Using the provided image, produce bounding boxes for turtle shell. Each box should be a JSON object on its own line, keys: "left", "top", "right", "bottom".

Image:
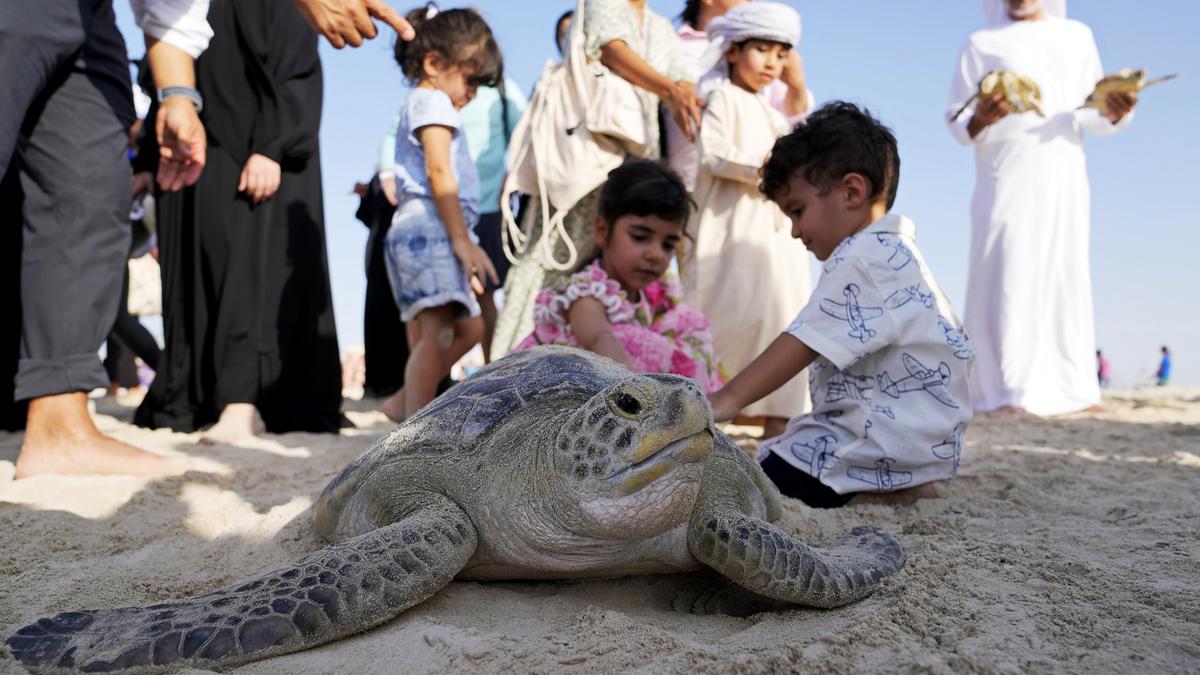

{"left": 383, "top": 346, "right": 628, "bottom": 456}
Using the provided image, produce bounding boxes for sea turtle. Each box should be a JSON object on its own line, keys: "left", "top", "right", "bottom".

{"left": 5, "top": 347, "right": 904, "bottom": 673}
{"left": 1081, "top": 68, "right": 1178, "bottom": 115}
{"left": 950, "top": 69, "right": 1044, "bottom": 122}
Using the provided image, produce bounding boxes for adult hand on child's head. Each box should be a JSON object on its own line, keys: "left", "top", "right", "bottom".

{"left": 780, "top": 50, "right": 806, "bottom": 91}
{"left": 292, "top": 0, "right": 415, "bottom": 49}
{"left": 156, "top": 98, "right": 206, "bottom": 192}
{"left": 238, "top": 154, "right": 282, "bottom": 204}
{"left": 452, "top": 238, "right": 499, "bottom": 296}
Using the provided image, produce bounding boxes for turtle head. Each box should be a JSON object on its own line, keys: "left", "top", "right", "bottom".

{"left": 554, "top": 373, "right": 714, "bottom": 540}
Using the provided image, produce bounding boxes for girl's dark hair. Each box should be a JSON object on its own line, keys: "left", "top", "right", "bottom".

{"left": 598, "top": 160, "right": 693, "bottom": 227}
{"left": 394, "top": 6, "right": 502, "bottom": 87}
{"left": 555, "top": 10, "right": 573, "bottom": 54}
{"left": 679, "top": 0, "right": 701, "bottom": 28}
{"left": 760, "top": 101, "right": 901, "bottom": 210}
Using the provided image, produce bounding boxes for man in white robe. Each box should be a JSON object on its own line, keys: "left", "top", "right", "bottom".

{"left": 946, "top": 0, "right": 1137, "bottom": 415}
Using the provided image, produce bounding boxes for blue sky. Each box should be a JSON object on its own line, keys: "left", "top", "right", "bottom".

{"left": 114, "top": 1, "right": 1198, "bottom": 386}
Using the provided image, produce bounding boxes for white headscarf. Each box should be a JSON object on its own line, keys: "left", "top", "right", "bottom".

{"left": 983, "top": 0, "right": 1067, "bottom": 26}
{"left": 697, "top": 2, "right": 801, "bottom": 99}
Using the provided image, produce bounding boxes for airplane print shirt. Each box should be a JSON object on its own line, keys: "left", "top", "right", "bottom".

{"left": 761, "top": 213, "right": 975, "bottom": 494}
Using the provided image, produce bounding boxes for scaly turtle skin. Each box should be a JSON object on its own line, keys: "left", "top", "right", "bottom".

{"left": 1081, "top": 67, "right": 1177, "bottom": 115}
{"left": 6, "top": 347, "right": 904, "bottom": 673}
{"left": 950, "top": 69, "right": 1044, "bottom": 122}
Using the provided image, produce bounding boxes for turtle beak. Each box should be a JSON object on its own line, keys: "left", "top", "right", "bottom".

{"left": 619, "top": 428, "right": 713, "bottom": 495}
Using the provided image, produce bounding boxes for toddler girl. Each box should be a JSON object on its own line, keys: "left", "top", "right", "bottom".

{"left": 683, "top": 2, "right": 812, "bottom": 437}
{"left": 382, "top": 7, "right": 502, "bottom": 421}
{"left": 513, "top": 161, "right": 724, "bottom": 393}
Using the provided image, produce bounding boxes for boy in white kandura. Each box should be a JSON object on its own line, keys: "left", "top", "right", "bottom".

{"left": 708, "top": 102, "right": 975, "bottom": 508}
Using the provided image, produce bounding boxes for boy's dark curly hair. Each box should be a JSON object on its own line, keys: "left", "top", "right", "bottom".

{"left": 598, "top": 160, "right": 694, "bottom": 227}
{"left": 394, "top": 6, "right": 502, "bottom": 88}
{"left": 760, "top": 101, "right": 900, "bottom": 210}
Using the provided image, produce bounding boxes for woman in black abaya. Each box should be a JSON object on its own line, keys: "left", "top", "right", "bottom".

{"left": 135, "top": 0, "right": 342, "bottom": 438}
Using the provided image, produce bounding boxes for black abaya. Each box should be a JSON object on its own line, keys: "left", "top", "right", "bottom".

{"left": 355, "top": 175, "right": 408, "bottom": 398}
{"left": 135, "top": 0, "right": 342, "bottom": 433}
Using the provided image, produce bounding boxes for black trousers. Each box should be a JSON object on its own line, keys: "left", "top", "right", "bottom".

{"left": 0, "top": 0, "right": 135, "bottom": 411}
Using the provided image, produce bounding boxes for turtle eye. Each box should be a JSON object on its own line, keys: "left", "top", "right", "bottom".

{"left": 611, "top": 393, "right": 642, "bottom": 418}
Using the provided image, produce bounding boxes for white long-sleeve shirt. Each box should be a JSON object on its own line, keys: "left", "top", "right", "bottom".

{"left": 131, "top": 0, "right": 213, "bottom": 58}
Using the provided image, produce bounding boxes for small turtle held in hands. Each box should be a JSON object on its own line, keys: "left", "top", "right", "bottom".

{"left": 5, "top": 347, "right": 904, "bottom": 673}
{"left": 951, "top": 69, "right": 1044, "bottom": 121}
{"left": 1081, "top": 68, "right": 1178, "bottom": 115}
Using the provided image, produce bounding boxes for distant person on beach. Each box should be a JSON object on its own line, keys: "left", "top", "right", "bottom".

{"left": 1096, "top": 349, "right": 1111, "bottom": 389}
{"left": 1156, "top": 346, "right": 1171, "bottom": 386}
{"left": 709, "top": 103, "right": 975, "bottom": 508}
{"left": 379, "top": 7, "right": 503, "bottom": 422}
{"left": 512, "top": 160, "right": 724, "bottom": 393}
{"left": 947, "top": 0, "right": 1138, "bottom": 416}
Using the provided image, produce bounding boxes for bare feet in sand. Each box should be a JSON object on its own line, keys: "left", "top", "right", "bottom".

{"left": 200, "top": 403, "right": 266, "bottom": 445}
{"left": 381, "top": 388, "right": 406, "bottom": 424}
{"left": 849, "top": 482, "right": 942, "bottom": 506}
{"left": 14, "top": 392, "right": 189, "bottom": 479}
{"left": 994, "top": 405, "right": 1028, "bottom": 415}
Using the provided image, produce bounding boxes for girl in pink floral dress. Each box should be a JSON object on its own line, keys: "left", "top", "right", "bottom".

{"left": 513, "top": 161, "right": 725, "bottom": 392}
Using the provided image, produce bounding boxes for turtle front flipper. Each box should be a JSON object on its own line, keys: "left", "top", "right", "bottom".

{"left": 688, "top": 437, "right": 903, "bottom": 609}
{"left": 6, "top": 495, "right": 476, "bottom": 673}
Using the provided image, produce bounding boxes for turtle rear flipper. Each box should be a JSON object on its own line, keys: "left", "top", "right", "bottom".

{"left": 688, "top": 440, "right": 903, "bottom": 609}
{"left": 6, "top": 495, "right": 476, "bottom": 673}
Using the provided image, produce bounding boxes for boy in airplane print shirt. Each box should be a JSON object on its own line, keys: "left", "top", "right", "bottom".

{"left": 708, "top": 102, "right": 975, "bottom": 508}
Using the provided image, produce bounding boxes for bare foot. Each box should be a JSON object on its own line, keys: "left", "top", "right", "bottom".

{"left": 200, "top": 403, "right": 266, "bottom": 445}
{"left": 849, "top": 482, "right": 941, "bottom": 506}
{"left": 993, "top": 405, "right": 1028, "bottom": 415}
{"left": 15, "top": 392, "right": 190, "bottom": 479}
{"left": 381, "top": 388, "right": 406, "bottom": 424}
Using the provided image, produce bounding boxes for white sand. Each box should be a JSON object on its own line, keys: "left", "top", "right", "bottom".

{"left": 2, "top": 389, "right": 1198, "bottom": 673}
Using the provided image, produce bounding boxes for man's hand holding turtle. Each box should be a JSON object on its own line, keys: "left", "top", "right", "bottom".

{"left": 1103, "top": 90, "right": 1137, "bottom": 124}
{"left": 967, "top": 91, "right": 1012, "bottom": 139}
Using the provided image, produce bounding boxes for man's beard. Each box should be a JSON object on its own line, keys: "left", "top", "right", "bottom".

{"left": 1006, "top": 0, "right": 1044, "bottom": 18}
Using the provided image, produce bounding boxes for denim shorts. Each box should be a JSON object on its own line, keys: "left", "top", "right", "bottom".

{"left": 384, "top": 197, "right": 481, "bottom": 322}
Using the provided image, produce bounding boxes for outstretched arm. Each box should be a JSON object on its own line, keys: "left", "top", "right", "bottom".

{"left": 292, "top": 0, "right": 414, "bottom": 49}
{"left": 708, "top": 334, "right": 816, "bottom": 422}
{"left": 567, "top": 297, "right": 636, "bottom": 371}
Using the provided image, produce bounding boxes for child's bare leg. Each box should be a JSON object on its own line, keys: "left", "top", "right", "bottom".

{"left": 381, "top": 320, "right": 422, "bottom": 423}
{"left": 404, "top": 306, "right": 457, "bottom": 418}
{"left": 480, "top": 289, "right": 497, "bottom": 363}
{"left": 762, "top": 416, "right": 788, "bottom": 440}
{"left": 446, "top": 315, "right": 483, "bottom": 371}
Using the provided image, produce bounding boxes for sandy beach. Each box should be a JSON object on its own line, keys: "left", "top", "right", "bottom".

{"left": 1, "top": 388, "right": 1198, "bottom": 674}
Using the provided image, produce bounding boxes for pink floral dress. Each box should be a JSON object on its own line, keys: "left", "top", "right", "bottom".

{"left": 513, "top": 260, "right": 726, "bottom": 392}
